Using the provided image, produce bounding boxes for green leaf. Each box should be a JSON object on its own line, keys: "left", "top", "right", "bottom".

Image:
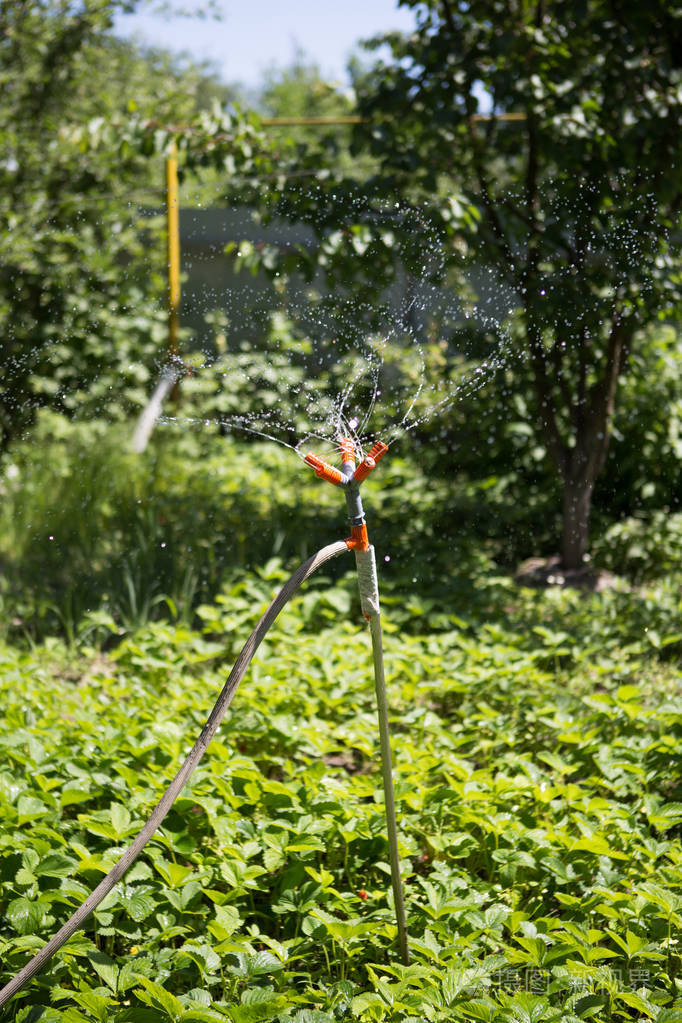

{"left": 571, "top": 836, "right": 627, "bottom": 859}
{"left": 291, "top": 1012, "right": 336, "bottom": 1023}
{"left": 6, "top": 897, "right": 45, "bottom": 935}
{"left": 17, "top": 796, "right": 46, "bottom": 822}
{"left": 250, "top": 951, "right": 285, "bottom": 976}
{"left": 71, "top": 989, "right": 117, "bottom": 1019}
{"left": 456, "top": 1000, "right": 497, "bottom": 1021}
{"left": 16, "top": 1007, "right": 64, "bottom": 1022}
{"left": 35, "top": 853, "right": 76, "bottom": 878}
{"left": 226, "top": 990, "right": 288, "bottom": 1023}
{"left": 213, "top": 903, "right": 241, "bottom": 936}
{"left": 263, "top": 847, "right": 285, "bottom": 871}
{"left": 649, "top": 803, "right": 682, "bottom": 831}
{"left": 86, "top": 949, "right": 119, "bottom": 993}
{"left": 124, "top": 890, "right": 156, "bottom": 922}
{"left": 60, "top": 788, "right": 94, "bottom": 808}
{"left": 615, "top": 991, "right": 656, "bottom": 1017}
{"left": 180, "top": 1011, "right": 226, "bottom": 1023}
{"left": 153, "top": 858, "right": 194, "bottom": 888}
{"left": 135, "top": 975, "right": 184, "bottom": 1020}
{"left": 110, "top": 803, "right": 132, "bottom": 836}
{"left": 574, "top": 993, "right": 608, "bottom": 1018}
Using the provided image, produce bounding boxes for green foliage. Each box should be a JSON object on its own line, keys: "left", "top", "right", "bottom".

{"left": 0, "top": 0, "right": 235, "bottom": 447}
{"left": 404, "top": 320, "right": 682, "bottom": 562}
{"left": 4, "top": 0, "right": 682, "bottom": 574}
{"left": 5, "top": 12, "right": 682, "bottom": 1016}
{"left": 351, "top": 0, "right": 682, "bottom": 332}
{"left": 256, "top": 50, "right": 357, "bottom": 161}
{"left": 1, "top": 543, "right": 682, "bottom": 1019}
{"left": 0, "top": 409, "right": 459, "bottom": 642}
{"left": 600, "top": 325, "right": 682, "bottom": 516}
{"left": 357, "top": 0, "right": 682, "bottom": 567}
{"left": 2, "top": 396, "right": 682, "bottom": 647}
{"left": 1, "top": 421, "right": 682, "bottom": 1017}
{"left": 593, "top": 512, "right": 682, "bottom": 583}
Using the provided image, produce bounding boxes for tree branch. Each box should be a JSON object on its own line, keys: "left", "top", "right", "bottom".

{"left": 548, "top": 337, "right": 576, "bottom": 424}
{"left": 440, "top": 0, "right": 458, "bottom": 36}
{"left": 465, "top": 110, "right": 519, "bottom": 284}
{"left": 527, "top": 322, "right": 567, "bottom": 477}
{"left": 577, "top": 321, "right": 589, "bottom": 426}
{"left": 583, "top": 311, "right": 630, "bottom": 482}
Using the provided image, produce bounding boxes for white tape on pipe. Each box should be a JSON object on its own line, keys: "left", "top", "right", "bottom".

{"left": 354, "top": 544, "right": 380, "bottom": 618}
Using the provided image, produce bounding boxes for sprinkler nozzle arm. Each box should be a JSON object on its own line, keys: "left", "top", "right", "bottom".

{"left": 353, "top": 441, "right": 388, "bottom": 484}
{"left": 303, "top": 453, "right": 344, "bottom": 486}
{"left": 340, "top": 437, "right": 355, "bottom": 467}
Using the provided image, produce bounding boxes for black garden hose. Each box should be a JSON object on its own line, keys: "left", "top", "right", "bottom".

{"left": 0, "top": 540, "right": 349, "bottom": 1011}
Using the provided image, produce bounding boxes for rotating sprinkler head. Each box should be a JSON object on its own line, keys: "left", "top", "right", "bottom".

{"left": 303, "top": 438, "right": 388, "bottom": 551}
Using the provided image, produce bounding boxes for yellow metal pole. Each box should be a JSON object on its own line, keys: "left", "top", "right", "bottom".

{"left": 166, "top": 142, "right": 180, "bottom": 401}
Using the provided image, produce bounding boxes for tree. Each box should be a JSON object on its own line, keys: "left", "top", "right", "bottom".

{"left": 200, "top": 0, "right": 682, "bottom": 569}
{"left": 0, "top": 0, "right": 233, "bottom": 447}
{"left": 353, "top": 0, "right": 682, "bottom": 568}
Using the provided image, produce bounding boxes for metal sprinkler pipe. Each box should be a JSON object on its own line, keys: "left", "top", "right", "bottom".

{"left": 303, "top": 438, "right": 410, "bottom": 965}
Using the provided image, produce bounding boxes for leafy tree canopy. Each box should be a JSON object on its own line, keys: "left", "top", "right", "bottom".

{"left": 0, "top": 0, "right": 233, "bottom": 447}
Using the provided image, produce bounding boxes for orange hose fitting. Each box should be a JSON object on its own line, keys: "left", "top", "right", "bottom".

{"left": 345, "top": 523, "right": 370, "bottom": 551}
{"left": 340, "top": 437, "right": 355, "bottom": 466}
{"left": 304, "top": 453, "right": 343, "bottom": 486}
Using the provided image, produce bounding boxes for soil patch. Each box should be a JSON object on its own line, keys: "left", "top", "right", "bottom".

{"left": 515, "top": 555, "right": 622, "bottom": 593}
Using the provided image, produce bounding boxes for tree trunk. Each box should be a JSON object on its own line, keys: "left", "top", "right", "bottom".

{"left": 561, "top": 473, "right": 594, "bottom": 570}
{"left": 524, "top": 310, "right": 630, "bottom": 571}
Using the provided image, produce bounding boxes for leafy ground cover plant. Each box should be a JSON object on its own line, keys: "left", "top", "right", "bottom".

{"left": 1, "top": 555, "right": 682, "bottom": 1021}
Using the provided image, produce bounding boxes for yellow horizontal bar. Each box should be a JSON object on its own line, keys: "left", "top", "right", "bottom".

{"left": 260, "top": 112, "right": 525, "bottom": 127}
{"left": 261, "top": 116, "right": 365, "bottom": 126}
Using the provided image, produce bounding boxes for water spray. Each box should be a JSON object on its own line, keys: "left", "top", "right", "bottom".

{"left": 0, "top": 439, "right": 408, "bottom": 1012}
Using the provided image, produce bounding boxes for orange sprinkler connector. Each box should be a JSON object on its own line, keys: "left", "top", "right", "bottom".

{"left": 340, "top": 437, "right": 355, "bottom": 467}
{"left": 304, "top": 440, "right": 387, "bottom": 545}
{"left": 353, "top": 441, "right": 389, "bottom": 484}
{"left": 304, "top": 453, "right": 344, "bottom": 486}
{"left": 346, "top": 523, "right": 369, "bottom": 551}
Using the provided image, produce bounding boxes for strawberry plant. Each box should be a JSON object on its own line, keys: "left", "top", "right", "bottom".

{"left": 1, "top": 556, "right": 682, "bottom": 1020}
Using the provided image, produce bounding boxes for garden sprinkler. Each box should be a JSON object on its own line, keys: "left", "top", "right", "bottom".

{"left": 0, "top": 439, "right": 408, "bottom": 1011}
{"left": 304, "top": 438, "right": 410, "bottom": 965}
